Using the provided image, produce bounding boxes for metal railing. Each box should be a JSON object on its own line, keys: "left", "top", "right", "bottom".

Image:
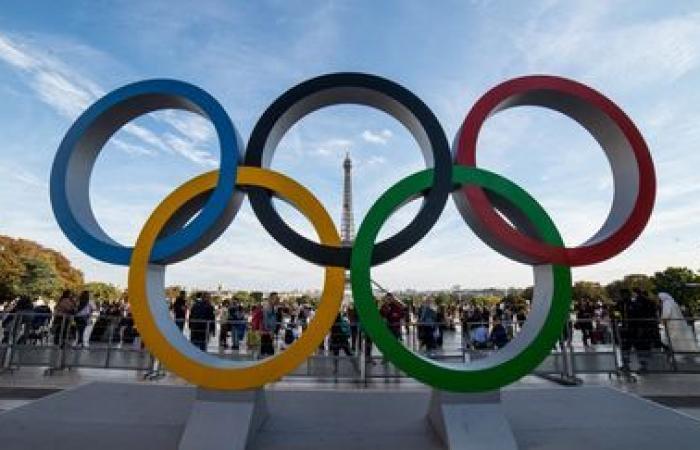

{"left": 1, "top": 312, "right": 698, "bottom": 383}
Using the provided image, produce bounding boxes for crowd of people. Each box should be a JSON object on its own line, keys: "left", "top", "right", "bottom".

{"left": 0, "top": 287, "right": 698, "bottom": 374}
{"left": 0, "top": 289, "right": 138, "bottom": 348}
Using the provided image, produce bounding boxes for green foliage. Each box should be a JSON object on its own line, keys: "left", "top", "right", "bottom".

{"left": 19, "top": 257, "right": 60, "bottom": 298}
{"left": 651, "top": 267, "right": 700, "bottom": 310}
{"left": 502, "top": 291, "right": 528, "bottom": 311}
{"left": 0, "top": 235, "right": 84, "bottom": 300}
{"left": 605, "top": 274, "right": 655, "bottom": 303}
{"left": 471, "top": 295, "right": 501, "bottom": 308}
{"left": 83, "top": 281, "right": 121, "bottom": 302}
{"left": 572, "top": 281, "right": 610, "bottom": 303}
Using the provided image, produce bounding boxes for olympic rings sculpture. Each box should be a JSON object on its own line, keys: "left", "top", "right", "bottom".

{"left": 50, "top": 73, "right": 655, "bottom": 392}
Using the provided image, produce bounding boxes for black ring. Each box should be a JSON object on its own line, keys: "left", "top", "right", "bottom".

{"left": 244, "top": 72, "right": 451, "bottom": 268}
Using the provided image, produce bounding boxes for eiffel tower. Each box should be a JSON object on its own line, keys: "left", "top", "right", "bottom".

{"left": 341, "top": 152, "right": 355, "bottom": 305}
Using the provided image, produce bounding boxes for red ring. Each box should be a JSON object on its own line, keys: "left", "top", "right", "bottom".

{"left": 454, "top": 75, "right": 656, "bottom": 266}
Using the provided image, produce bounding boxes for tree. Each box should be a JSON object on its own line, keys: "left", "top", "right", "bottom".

{"left": 572, "top": 281, "right": 609, "bottom": 303}
{"left": 83, "top": 282, "right": 121, "bottom": 302}
{"left": 502, "top": 291, "right": 528, "bottom": 311}
{"left": 0, "top": 243, "right": 23, "bottom": 301}
{"left": 0, "top": 235, "right": 84, "bottom": 300}
{"left": 165, "top": 285, "right": 184, "bottom": 300}
{"left": 19, "top": 257, "right": 60, "bottom": 299}
{"left": 651, "top": 267, "right": 700, "bottom": 309}
{"left": 605, "top": 274, "right": 655, "bottom": 303}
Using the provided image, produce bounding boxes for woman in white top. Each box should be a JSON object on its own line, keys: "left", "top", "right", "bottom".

{"left": 659, "top": 292, "right": 698, "bottom": 355}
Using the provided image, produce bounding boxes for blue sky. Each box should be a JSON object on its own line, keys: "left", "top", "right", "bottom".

{"left": 0, "top": 0, "right": 699, "bottom": 291}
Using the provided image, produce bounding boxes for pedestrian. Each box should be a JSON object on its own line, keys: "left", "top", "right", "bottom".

{"left": 347, "top": 304, "right": 359, "bottom": 351}
{"left": 490, "top": 316, "right": 509, "bottom": 349}
{"left": 219, "top": 299, "right": 230, "bottom": 348}
{"left": 575, "top": 299, "right": 594, "bottom": 347}
{"left": 260, "top": 293, "right": 279, "bottom": 357}
{"left": 1, "top": 295, "right": 34, "bottom": 344}
{"left": 74, "top": 290, "right": 95, "bottom": 347}
{"left": 617, "top": 288, "right": 658, "bottom": 373}
{"left": 188, "top": 292, "right": 215, "bottom": 352}
{"left": 172, "top": 290, "right": 188, "bottom": 331}
{"left": 52, "top": 290, "right": 76, "bottom": 346}
{"left": 379, "top": 293, "right": 403, "bottom": 341}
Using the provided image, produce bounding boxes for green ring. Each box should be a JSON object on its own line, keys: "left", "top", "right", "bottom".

{"left": 350, "top": 166, "right": 572, "bottom": 392}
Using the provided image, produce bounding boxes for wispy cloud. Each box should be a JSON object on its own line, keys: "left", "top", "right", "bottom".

{"left": 313, "top": 138, "right": 352, "bottom": 157}
{"left": 514, "top": 4, "right": 700, "bottom": 89}
{"left": 0, "top": 32, "right": 217, "bottom": 167}
{"left": 361, "top": 128, "right": 393, "bottom": 145}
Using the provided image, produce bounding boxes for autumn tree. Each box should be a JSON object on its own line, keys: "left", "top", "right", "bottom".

{"left": 0, "top": 235, "right": 84, "bottom": 300}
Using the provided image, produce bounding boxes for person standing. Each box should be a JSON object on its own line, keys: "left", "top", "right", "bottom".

{"left": 74, "top": 290, "right": 95, "bottom": 347}
{"left": 260, "top": 293, "right": 279, "bottom": 357}
{"left": 52, "top": 290, "right": 76, "bottom": 346}
{"left": 575, "top": 299, "right": 595, "bottom": 347}
{"left": 418, "top": 298, "right": 438, "bottom": 353}
{"left": 380, "top": 293, "right": 404, "bottom": 341}
{"left": 229, "top": 299, "right": 246, "bottom": 350}
{"left": 1, "top": 295, "right": 34, "bottom": 344}
{"left": 188, "top": 292, "right": 215, "bottom": 352}
{"left": 329, "top": 313, "right": 353, "bottom": 357}
{"left": 347, "top": 304, "right": 359, "bottom": 352}
{"left": 618, "top": 288, "right": 657, "bottom": 373}
{"left": 172, "top": 291, "right": 188, "bottom": 332}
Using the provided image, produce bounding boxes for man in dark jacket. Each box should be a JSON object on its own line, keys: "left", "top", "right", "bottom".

{"left": 189, "top": 292, "right": 215, "bottom": 352}
{"left": 172, "top": 291, "right": 188, "bottom": 332}
{"left": 618, "top": 288, "right": 659, "bottom": 373}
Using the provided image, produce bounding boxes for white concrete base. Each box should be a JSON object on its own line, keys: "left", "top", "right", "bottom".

{"left": 179, "top": 388, "right": 268, "bottom": 450}
{"left": 1, "top": 382, "right": 700, "bottom": 449}
{"left": 428, "top": 390, "right": 518, "bottom": 450}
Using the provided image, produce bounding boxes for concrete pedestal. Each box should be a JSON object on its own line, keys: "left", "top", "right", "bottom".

{"left": 428, "top": 390, "right": 518, "bottom": 450}
{"left": 1, "top": 382, "right": 699, "bottom": 449}
{"left": 179, "top": 388, "right": 267, "bottom": 450}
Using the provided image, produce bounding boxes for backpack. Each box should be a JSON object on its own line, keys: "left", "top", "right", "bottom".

{"left": 284, "top": 326, "right": 295, "bottom": 344}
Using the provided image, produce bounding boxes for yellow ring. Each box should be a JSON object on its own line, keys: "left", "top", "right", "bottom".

{"left": 128, "top": 167, "right": 344, "bottom": 390}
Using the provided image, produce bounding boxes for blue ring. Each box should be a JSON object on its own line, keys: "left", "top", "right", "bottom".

{"left": 50, "top": 79, "right": 241, "bottom": 265}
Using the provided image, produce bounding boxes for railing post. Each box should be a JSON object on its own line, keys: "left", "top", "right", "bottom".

{"left": 662, "top": 320, "right": 678, "bottom": 372}
{"left": 104, "top": 317, "right": 115, "bottom": 369}
{"left": 1, "top": 314, "right": 17, "bottom": 371}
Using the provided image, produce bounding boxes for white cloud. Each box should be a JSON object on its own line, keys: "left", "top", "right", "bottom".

{"left": 313, "top": 138, "right": 352, "bottom": 156}
{"left": 515, "top": 5, "right": 700, "bottom": 89}
{"left": 0, "top": 35, "right": 37, "bottom": 69}
{"left": 111, "top": 139, "right": 156, "bottom": 157}
{"left": 361, "top": 128, "right": 393, "bottom": 145}
{"left": 0, "top": 31, "right": 217, "bottom": 167}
